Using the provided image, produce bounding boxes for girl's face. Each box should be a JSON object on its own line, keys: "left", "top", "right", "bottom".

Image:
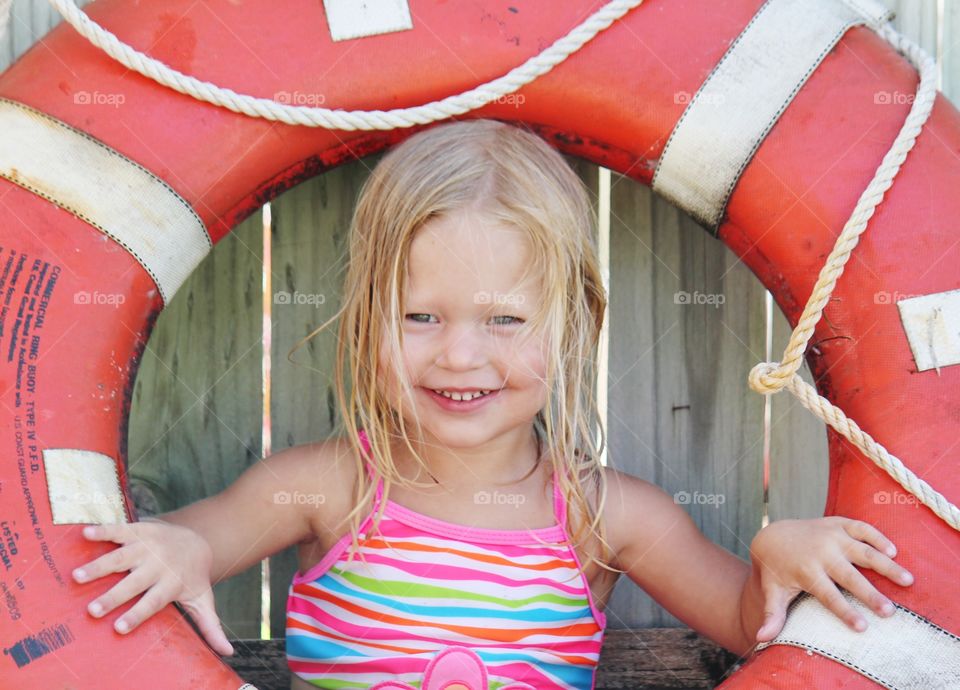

{"left": 379, "top": 209, "right": 549, "bottom": 451}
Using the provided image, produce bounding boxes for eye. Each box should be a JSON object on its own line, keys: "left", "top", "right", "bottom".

{"left": 405, "top": 313, "right": 437, "bottom": 323}
{"left": 490, "top": 315, "right": 523, "bottom": 326}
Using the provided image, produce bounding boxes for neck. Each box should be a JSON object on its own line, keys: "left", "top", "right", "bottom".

{"left": 392, "top": 426, "right": 544, "bottom": 491}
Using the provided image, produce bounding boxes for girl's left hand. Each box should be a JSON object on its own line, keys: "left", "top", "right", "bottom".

{"left": 749, "top": 516, "right": 914, "bottom": 642}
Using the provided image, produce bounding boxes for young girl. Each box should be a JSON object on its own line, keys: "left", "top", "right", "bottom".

{"left": 71, "top": 119, "right": 914, "bottom": 689}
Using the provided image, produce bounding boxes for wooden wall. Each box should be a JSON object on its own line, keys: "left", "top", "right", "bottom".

{"left": 1, "top": 0, "right": 949, "bottom": 638}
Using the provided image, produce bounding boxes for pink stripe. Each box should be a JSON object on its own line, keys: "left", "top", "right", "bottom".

{"left": 379, "top": 519, "right": 572, "bottom": 560}
{"left": 344, "top": 551, "right": 588, "bottom": 597}
{"left": 384, "top": 499, "right": 568, "bottom": 544}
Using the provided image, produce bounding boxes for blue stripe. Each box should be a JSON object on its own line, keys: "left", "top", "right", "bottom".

{"left": 476, "top": 650, "right": 595, "bottom": 686}
{"left": 286, "top": 632, "right": 368, "bottom": 659}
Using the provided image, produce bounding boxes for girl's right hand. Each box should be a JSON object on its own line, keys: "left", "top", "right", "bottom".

{"left": 72, "top": 519, "right": 235, "bottom": 656}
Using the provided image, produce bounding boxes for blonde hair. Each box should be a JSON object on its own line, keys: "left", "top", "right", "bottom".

{"left": 291, "top": 118, "right": 621, "bottom": 576}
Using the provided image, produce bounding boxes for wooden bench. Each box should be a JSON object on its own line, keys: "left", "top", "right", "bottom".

{"left": 225, "top": 628, "right": 742, "bottom": 689}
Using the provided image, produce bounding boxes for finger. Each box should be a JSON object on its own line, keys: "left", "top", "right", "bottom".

{"left": 85, "top": 567, "right": 155, "bottom": 619}
{"left": 808, "top": 573, "right": 866, "bottom": 632}
{"left": 181, "top": 592, "right": 234, "bottom": 656}
{"left": 756, "top": 582, "right": 792, "bottom": 642}
{"left": 80, "top": 523, "right": 136, "bottom": 545}
{"left": 845, "top": 540, "right": 914, "bottom": 587}
{"left": 833, "top": 563, "right": 896, "bottom": 618}
{"left": 842, "top": 519, "right": 897, "bottom": 558}
{"left": 73, "top": 543, "right": 137, "bottom": 584}
{"left": 112, "top": 583, "right": 177, "bottom": 635}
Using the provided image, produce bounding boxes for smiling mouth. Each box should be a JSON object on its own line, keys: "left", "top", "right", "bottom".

{"left": 427, "top": 388, "right": 499, "bottom": 402}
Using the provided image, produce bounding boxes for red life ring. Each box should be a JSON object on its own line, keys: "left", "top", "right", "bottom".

{"left": 1, "top": 0, "right": 958, "bottom": 688}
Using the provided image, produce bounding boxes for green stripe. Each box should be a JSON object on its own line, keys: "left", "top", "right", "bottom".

{"left": 329, "top": 565, "right": 585, "bottom": 609}
{"left": 305, "top": 679, "right": 377, "bottom": 689}
{"left": 307, "top": 680, "right": 421, "bottom": 689}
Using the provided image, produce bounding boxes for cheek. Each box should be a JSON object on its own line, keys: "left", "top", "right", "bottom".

{"left": 506, "top": 338, "right": 549, "bottom": 390}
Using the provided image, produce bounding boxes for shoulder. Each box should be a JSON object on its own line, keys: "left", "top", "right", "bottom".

{"left": 259, "top": 434, "right": 368, "bottom": 538}
{"left": 598, "top": 466, "right": 701, "bottom": 569}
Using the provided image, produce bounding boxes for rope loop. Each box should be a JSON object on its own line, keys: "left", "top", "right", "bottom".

{"left": 747, "top": 361, "right": 792, "bottom": 395}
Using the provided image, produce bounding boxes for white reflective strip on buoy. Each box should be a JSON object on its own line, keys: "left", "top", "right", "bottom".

{"left": 897, "top": 288, "right": 960, "bottom": 373}
{"left": 42, "top": 449, "right": 129, "bottom": 524}
{"left": 0, "top": 98, "right": 211, "bottom": 304}
{"left": 652, "top": 0, "right": 892, "bottom": 232}
{"left": 756, "top": 591, "right": 960, "bottom": 689}
{"left": 322, "top": 0, "right": 413, "bottom": 42}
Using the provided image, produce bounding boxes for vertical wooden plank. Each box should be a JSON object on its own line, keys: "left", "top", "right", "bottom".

{"left": 943, "top": 1, "right": 960, "bottom": 102}
{"left": 887, "top": 1, "right": 939, "bottom": 58}
{"left": 267, "top": 156, "right": 379, "bottom": 636}
{"left": 127, "top": 212, "right": 264, "bottom": 639}
{"left": 0, "top": 0, "right": 91, "bottom": 71}
{"left": 603, "top": 179, "right": 766, "bottom": 628}
{"left": 766, "top": 308, "right": 829, "bottom": 521}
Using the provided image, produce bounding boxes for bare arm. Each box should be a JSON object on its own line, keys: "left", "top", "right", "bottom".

{"left": 604, "top": 468, "right": 755, "bottom": 656}
{"left": 149, "top": 438, "right": 345, "bottom": 583}
{"left": 74, "top": 436, "right": 355, "bottom": 652}
{"left": 605, "top": 469, "right": 915, "bottom": 657}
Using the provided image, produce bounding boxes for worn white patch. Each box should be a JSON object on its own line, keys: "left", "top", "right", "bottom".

{"left": 322, "top": 0, "right": 413, "bottom": 42}
{"left": 897, "top": 288, "right": 960, "bottom": 373}
{"left": 652, "top": 0, "right": 893, "bottom": 232}
{"left": 42, "top": 449, "right": 128, "bottom": 524}
{"left": 0, "top": 98, "right": 210, "bottom": 305}
{"left": 757, "top": 591, "right": 960, "bottom": 688}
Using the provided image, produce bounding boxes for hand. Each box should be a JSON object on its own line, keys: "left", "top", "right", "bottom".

{"left": 72, "top": 519, "right": 234, "bottom": 656}
{"left": 748, "top": 516, "right": 914, "bottom": 642}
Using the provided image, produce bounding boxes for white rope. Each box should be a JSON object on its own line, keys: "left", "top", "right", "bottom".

{"left": 748, "top": 23, "right": 960, "bottom": 532}
{"left": 0, "top": 0, "right": 12, "bottom": 47}
{"left": 40, "top": 0, "right": 959, "bottom": 531}
{"left": 45, "top": 0, "right": 643, "bottom": 131}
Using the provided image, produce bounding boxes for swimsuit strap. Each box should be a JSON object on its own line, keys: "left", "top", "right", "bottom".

{"left": 357, "top": 428, "right": 384, "bottom": 504}
{"left": 552, "top": 465, "right": 568, "bottom": 532}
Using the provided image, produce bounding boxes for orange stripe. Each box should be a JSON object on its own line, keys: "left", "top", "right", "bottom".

{"left": 363, "top": 537, "right": 574, "bottom": 572}
{"left": 296, "top": 583, "right": 601, "bottom": 643}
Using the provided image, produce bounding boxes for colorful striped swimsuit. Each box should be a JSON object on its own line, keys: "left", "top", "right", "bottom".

{"left": 285, "top": 430, "right": 607, "bottom": 689}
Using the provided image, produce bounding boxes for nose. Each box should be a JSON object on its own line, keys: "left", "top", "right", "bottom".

{"left": 435, "top": 323, "right": 488, "bottom": 370}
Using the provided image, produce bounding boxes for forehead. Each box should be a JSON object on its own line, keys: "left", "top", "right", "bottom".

{"left": 406, "top": 211, "right": 537, "bottom": 297}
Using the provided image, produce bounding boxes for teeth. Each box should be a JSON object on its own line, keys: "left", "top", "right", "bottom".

{"left": 433, "top": 389, "right": 492, "bottom": 402}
